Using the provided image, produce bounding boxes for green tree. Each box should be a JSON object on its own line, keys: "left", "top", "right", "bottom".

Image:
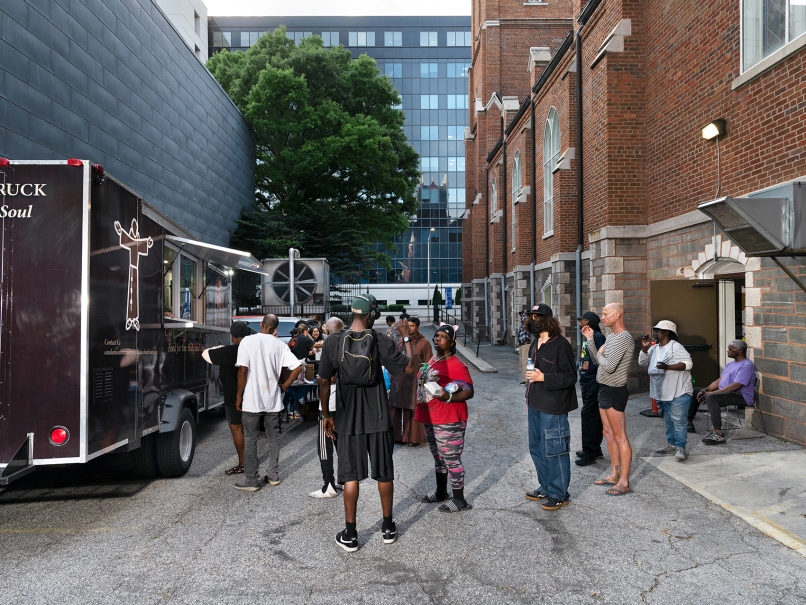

{"left": 433, "top": 286, "right": 443, "bottom": 306}
{"left": 207, "top": 28, "right": 420, "bottom": 277}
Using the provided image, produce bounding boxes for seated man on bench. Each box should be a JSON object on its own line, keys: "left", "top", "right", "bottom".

{"left": 697, "top": 340, "right": 756, "bottom": 445}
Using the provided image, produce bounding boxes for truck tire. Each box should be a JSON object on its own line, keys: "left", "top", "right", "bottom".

{"left": 156, "top": 407, "right": 196, "bottom": 477}
{"left": 130, "top": 433, "right": 161, "bottom": 478}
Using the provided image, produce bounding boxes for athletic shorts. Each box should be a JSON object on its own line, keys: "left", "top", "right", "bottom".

{"left": 224, "top": 402, "right": 242, "bottom": 425}
{"left": 336, "top": 428, "right": 394, "bottom": 483}
{"left": 598, "top": 384, "right": 629, "bottom": 413}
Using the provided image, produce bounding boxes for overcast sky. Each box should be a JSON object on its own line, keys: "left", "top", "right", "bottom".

{"left": 204, "top": 0, "right": 471, "bottom": 16}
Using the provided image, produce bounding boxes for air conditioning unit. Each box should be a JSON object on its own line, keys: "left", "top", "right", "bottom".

{"left": 261, "top": 258, "right": 330, "bottom": 306}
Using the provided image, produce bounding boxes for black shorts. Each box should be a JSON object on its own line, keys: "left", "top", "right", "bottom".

{"left": 336, "top": 428, "right": 394, "bottom": 483}
{"left": 224, "top": 402, "right": 242, "bottom": 425}
{"left": 598, "top": 384, "right": 629, "bottom": 413}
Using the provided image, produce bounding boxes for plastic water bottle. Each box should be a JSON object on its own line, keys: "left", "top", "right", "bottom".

{"left": 526, "top": 359, "right": 535, "bottom": 373}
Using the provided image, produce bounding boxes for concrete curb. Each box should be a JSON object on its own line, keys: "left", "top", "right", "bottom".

{"left": 454, "top": 339, "right": 498, "bottom": 373}
{"left": 644, "top": 450, "right": 806, "bottom": 559}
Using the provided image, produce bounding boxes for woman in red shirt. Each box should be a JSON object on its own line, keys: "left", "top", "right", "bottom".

{"left": 415, "top": 324, "right": 475, "bottom": 512}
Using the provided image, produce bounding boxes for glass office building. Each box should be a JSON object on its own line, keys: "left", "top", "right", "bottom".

{"left": 208, "top": 16, "right": 470, "bottom": 288}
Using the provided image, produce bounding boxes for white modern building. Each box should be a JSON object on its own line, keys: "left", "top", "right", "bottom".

{"left": 156, "top": 0, "right": 209, "bottom": 62}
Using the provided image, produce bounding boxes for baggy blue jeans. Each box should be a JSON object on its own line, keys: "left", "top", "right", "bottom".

{"left": 527, "top": 407, "right": 571, "bottom": 501}
{"left": 657, "top": 394, "right": 691, "bottom": 449}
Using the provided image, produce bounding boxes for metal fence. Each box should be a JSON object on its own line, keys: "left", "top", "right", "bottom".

{"left": 442, "top": 307, "right": 487, "bottom": 357}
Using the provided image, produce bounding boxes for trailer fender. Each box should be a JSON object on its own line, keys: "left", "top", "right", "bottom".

{"left": 159, "top": 390, "right": 199, "bottom": 433}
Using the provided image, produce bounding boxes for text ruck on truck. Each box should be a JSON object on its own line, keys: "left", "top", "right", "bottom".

{"left": 0, "top": 159, "right": 268, "bottom": 485}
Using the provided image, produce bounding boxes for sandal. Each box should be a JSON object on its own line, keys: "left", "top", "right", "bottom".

{"left": 593, "top": 478, "right": 618, "bottom": 486}
{"left": 420, "top": 491, "right": 450, "bottom": 503}
{"left": 439, "top": 499, "right": 473, "bottom": 513}
{"left": 225, "top": 465, "right": 244, "bottom": 475}
{"left": 605, "top": 487, "right": 632, "bottom": 496}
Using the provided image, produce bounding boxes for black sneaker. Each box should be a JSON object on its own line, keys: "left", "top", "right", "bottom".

{"left": 335, "top": 529, "right": 359, "bottom": 552}
{"left": 382, "top": 523, "right": 398, "bottom": 544}
{"left": 525, "top": 489, "right": 548, "bottom": 501}
{"left": 702, "top": 431, "right": 726, "bottom": 445}
{"left": 577, "top": 450, "right": 604, "bottom": 459}
{"left": 575, "top": 456, "right": 598, "bottom": 467}
{"left": 541, "top": 497, "right": 569, "bottom": 511}
{"left": 687, "top": 421, "right": 696, "bottom": 433}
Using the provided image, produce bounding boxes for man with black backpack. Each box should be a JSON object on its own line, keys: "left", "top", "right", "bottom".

{"left": 318, "top": 293, "right": 422, "bottom": 552}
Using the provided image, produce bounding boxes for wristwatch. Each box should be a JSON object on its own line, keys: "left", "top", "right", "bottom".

{"left": 402, "top": 336, "right": 411, "bottom": 343}
{"left": 319, "top": 412, "right": 331, "bottom": 420}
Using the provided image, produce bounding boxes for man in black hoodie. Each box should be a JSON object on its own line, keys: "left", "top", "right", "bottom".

{"left": 576, "top": 311, "right": 607, "bottom": 466}
{"left": 523, "top": 304, "right": 578, "bottom": 511}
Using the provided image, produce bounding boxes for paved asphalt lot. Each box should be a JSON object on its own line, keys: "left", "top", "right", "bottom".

{"left": 2, "top": 329, "right": 806, "bottom": 604}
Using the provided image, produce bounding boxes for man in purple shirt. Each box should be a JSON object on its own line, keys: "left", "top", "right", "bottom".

{"left": 697, "top": 340, "right": 756, "bottom": 445}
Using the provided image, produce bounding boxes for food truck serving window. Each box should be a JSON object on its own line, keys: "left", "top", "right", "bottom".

{"left": 180, "top": 256, "right": 198, "bottom": 322}
{"left": 164, "top": 246, "right": 176, "bottom": 319}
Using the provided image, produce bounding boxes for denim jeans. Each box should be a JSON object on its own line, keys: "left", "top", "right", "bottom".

{"left": 657, "top": 394, "right": 690, "bottom": 449}
{"left": 527, "top": 407, "right": 571, "bottom": 501}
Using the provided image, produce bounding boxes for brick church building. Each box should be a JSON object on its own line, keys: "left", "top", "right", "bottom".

{"left": 461, "top": 0, "right": 806, "bottom": 444}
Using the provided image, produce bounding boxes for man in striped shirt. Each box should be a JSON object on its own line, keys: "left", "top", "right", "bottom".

{"left": 581, "top": 303, "right": 635, "bottom": 496}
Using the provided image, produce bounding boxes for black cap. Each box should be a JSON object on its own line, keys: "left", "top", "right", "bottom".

{"left": 435, "top": 324, "right": 456, "bottom": 340}
{"left": 230, "top": 321, "right": 254, "bottom": 338}
{"left": 576, "top": 311, "right": 600, "bottom": 325}
{"left": 528, "top": 303, "right": 553, "bottom": 317}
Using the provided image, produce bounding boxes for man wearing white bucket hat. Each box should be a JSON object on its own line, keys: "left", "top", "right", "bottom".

{"left": 639, "top": 320, "right": 694, "bottom": 460}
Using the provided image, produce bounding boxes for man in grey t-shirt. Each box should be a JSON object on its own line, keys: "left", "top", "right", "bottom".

{"left": 582, "top": 303, "right": 635, "bottom": 496}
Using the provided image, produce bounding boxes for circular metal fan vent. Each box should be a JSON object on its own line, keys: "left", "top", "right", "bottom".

{"left": 271, "top": 261, "right": 317, "bottom": 303}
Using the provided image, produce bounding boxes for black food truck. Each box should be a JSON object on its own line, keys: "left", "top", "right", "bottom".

{"left": 0, "top": 159, "right": 267, "bottom": 485}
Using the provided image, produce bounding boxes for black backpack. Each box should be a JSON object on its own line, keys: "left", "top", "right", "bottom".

{"left": 338, "top": 330, "right": 380, "bottom": 386}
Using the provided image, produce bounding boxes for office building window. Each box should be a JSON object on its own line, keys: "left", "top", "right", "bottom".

{"left": 447, "top": 95, "right": 468, "bottom": 110}
{"left": 321, "top": 31, "right": 340, "bottom": 46}
{"left": 743, "top": 0, "right": 806, "bottom": 71}
{"left": 420, "top": 31, "right": 438, "bottom": 46}
{"left": 447, "top": 31, "right": 472, "bottom": 46}
{"left": 447, "top": 126, "right": 464, "bottom": 140}
{"left": 543, "top": 108, "right": 560, "bottom": 236}
{"left": 213, "top": 31, "right": 232, "bottom": 47}
{"left": 420, "top": 94, "right": 439, "bottom": 109}
{"left": 286, "top": 31, "right": 313, "bottom": 44}
{"left": 447, "top": 62, "right": 471, "bottom": 77}
{"left": 382, "top": 62, "right": 403, "bottom": 78}
{"left": 421, "top": 126, "right": 439, "bottom": 140}
{"left": 447, "top": 157, "right": 465, "bottom": 171}
{"left": 421, "top": 157, "right": 439, "bottom": 172}
{"left": 240, "top": 32, "right": 261, "bottom": 46}
{"left": 385, "top": 31, "right": 403, "bottom": 46}
{"left": 349, "top": 31, "right": 376, "bottom": 46}
{"left": 420, "top": 63, "right": 439, "bottom": 78}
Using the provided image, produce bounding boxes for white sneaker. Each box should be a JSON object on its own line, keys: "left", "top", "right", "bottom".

{"left": 655, "top": 444, "right": 676, "bottom": 455}
{"left": 675, "top": 447, "right": 687, "bottom": 461}
{"left": 309, "top": 484, "right": 339, "bottom": 499}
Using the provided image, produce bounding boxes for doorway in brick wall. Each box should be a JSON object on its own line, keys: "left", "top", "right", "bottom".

{"left": 650, "top": 280, "right": 719, "bottom": 387}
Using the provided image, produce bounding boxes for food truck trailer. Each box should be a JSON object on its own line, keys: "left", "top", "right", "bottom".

{"left": 0, "top": 159, "right": 266, "bottom": 485}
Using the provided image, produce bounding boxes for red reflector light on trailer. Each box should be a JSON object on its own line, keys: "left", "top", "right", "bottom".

{"left": 92, "top": 164, "right": 105, "bottom": 174}
{"left": 67, "top": 158, "right": 83, "bottom": 166}
{"left": 0, "top": 158, "right": 9, "bottom": 167}
{"left": 49, "top": 427, "right": 69, "bottom": 446}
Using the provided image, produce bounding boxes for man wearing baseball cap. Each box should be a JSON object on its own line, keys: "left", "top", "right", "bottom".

{"left": 318, "top": 293, "right": 422, "bottom": 551}
{"left": 575, "top": 312, "right": 606, "bottom": 466}
{"left": 523, "top": 303, "right": 578, "bottom": 511}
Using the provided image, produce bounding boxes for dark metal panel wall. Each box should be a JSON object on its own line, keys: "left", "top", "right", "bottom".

{"left": 0, "top": 0, "right": 255, "bottom": 247}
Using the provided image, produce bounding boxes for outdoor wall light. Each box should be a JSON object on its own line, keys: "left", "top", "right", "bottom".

{"left": 701, "top": 118, "right": 726, "bottom": 141}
